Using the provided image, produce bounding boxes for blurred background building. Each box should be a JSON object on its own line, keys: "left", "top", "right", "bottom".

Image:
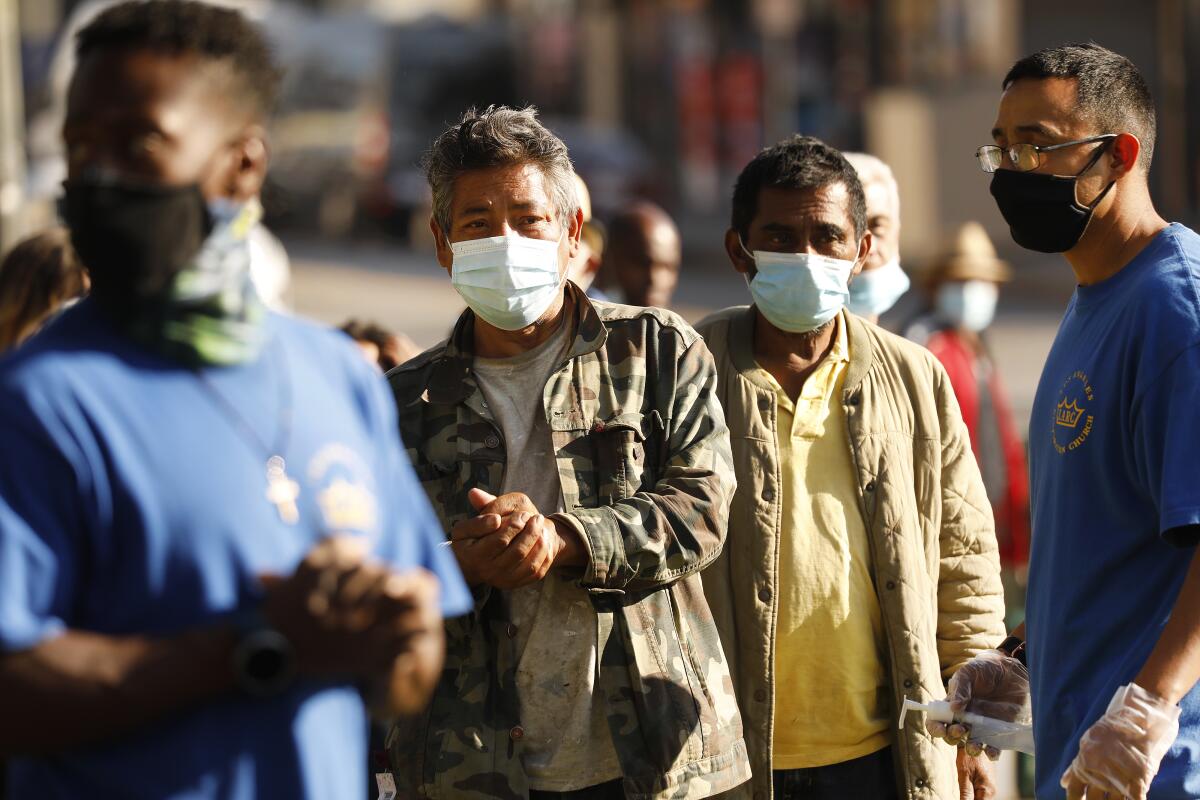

{"left": 10, "top": 0, "right": 1200, "bottom": 270}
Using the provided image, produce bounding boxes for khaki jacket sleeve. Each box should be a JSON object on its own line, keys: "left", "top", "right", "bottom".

{"left": 555, "top": 338, "right": 736, "bottom": 592}
{"left": 932, "top": 360, "right": 1008, "bottom": 679}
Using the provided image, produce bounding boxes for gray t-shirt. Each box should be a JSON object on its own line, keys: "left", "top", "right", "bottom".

{"left": 472, "top": 322, "right": 622, "bottom": 791}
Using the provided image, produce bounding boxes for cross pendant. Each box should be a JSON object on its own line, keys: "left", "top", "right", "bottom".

{"left": 265, "top": 455, "right": 300, "bottom": 525}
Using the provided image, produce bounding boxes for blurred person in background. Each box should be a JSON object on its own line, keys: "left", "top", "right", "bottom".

{"left": 340, "top": 318, "right": 420, "bottom": 372}
{"left": 905, "top": 222, "right": 1029, "bottom": 579}
{"left": 602, "top": 200, "right": 681, "bottom": 308}
{"left": 698, "top": 135, "right": 1005, "bottom": 800}
{"left": 844, "top": 152, "right": 910, "bottom": 324}
{"left": 565, "top": 172, "right": 608, "bottom": 299}
{"left": 930, "top": 43, "right": 1200, "bottom": 800}
{"left": 387, "top": 105, "right": 747, "bottom": 799}
{"left": 0, "top": 227, "right": 89, "bottom": 351}
{"left": 0, "top": 3, "right": 469, "bottom": 798}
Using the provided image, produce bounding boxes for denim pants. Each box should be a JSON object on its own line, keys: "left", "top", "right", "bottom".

{"left": 772, "top": 747, "right": 900, "bottom": 800}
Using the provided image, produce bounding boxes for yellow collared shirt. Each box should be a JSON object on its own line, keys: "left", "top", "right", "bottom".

{"left": 758, "top": 313, "right": 890, "bottom": 769}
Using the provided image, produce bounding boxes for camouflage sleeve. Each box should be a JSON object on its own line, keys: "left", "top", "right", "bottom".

{"left": 554, "top": 337, "right": 736, "bottom": 592}
{"left": 931, "top": 358, "right": 1008, "bottom": 678}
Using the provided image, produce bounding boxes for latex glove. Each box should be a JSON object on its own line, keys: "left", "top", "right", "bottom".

{"left": 1061, "top": 683, "right": 1180, "bottom": 800}
{"left": 927, "top": 649, "right": 1031, "bottom": 751}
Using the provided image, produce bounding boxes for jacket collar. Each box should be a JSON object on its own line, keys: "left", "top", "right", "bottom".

{"left": 424, "top": 281, "right": 609, "bottom": 405}
{"left": 728, "top": 305, "right": 875, "bottom": 397}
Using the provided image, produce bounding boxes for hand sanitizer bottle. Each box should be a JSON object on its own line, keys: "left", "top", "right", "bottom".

{"left": 899, "top": 698, "right": 1035, "bottom": 755}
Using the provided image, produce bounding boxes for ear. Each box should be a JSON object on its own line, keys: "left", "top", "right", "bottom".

{"left": 850, "top": 230, "right": 873, "bottom": 280}
{"left": 431, "top": 216, "right": 453, "bottom": 275}
{"left": 566, "top": 206, "right": 584, "bottom": 262}
{"left": 226, "top": 125, "right": 269, "bottom": 202}
{"left": 724, "top": 228, "right": 753, "bottom": 276}
{"left": 1108, "top": 133, "right": 1141, "bottom": 178}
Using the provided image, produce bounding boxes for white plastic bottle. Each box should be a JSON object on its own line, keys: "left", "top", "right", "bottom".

{"left": 899, "top": 698, "right": 1035, "bottom": 755}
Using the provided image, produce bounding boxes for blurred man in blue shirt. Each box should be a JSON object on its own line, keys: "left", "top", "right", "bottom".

{"left": 0, "top": 2, "right": 469, "bottom": 798}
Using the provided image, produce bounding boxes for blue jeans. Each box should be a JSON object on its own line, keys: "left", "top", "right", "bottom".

{"left": 773, "top": 747, "right": 899, "bottom": 800}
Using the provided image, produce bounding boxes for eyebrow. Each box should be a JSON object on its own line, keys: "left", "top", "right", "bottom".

{"left": 992, "top": 122, "right": 1060, "bottom": 140}
{"left": 817, "top": 221, "right": 847, "bottom": 238}
{"left": 456, "top": 200, "right": 542, "bottom": 218}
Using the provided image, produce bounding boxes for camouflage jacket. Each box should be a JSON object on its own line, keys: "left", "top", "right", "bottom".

{"left": 386, "top": 285, "right": 749, "bottom": 800}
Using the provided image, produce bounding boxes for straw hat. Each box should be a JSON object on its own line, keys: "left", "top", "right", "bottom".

{"left": 922, "top": 221, "right": 1013, "bottom": 286}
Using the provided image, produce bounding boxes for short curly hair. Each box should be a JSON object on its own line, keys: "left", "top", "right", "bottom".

{"left": 423, "top": 105, "right": 577, "bottom": 235}
{"left": 731, "top": 135, "right": 867, "bottom": 241}
{"left": 76, "top": 0, "right": 280, "bottom": 117}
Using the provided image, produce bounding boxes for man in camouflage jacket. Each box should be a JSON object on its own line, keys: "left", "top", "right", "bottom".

{"left": 386, "top": 105, "right": 749, "bottom": 800}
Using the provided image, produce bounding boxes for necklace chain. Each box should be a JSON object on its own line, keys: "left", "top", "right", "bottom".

{"left": 192, "top": 339, "right": 298, "bottom": 523}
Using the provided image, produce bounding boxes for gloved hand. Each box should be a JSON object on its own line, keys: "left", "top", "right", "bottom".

{"left": 1061, "top": 683, "right": 1180, "bottom": 800}
{"left": 926, "top": 649, "right": 1031, "bottom": 757}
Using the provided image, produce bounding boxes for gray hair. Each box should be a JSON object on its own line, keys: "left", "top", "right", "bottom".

{"left": 423, "top": 105, "right": 578, "bottom": 235}
{"left": 844, "top": 152, "right": 900, "bottom": 219}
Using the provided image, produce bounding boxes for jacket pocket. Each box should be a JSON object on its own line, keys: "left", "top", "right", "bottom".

{"left": 593, "top": 413, "right": 651, "bottom": 504}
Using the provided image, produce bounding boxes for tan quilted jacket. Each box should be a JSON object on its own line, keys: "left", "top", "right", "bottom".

{"left": 696, "top": 307, "right": 1007, "bottom": 800}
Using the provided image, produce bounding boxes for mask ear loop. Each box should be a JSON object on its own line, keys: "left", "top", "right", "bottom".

{"left": 736, "top": 235, "right": 758, "bottom": 288}
{"left": 1074, "top": 138, "right": 1117, "bottom": 211}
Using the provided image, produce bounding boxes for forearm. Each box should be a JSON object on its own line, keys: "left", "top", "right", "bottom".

{"left": 368, "top": 627, "right": 446, "bottom": 719}
{"left": 1135, "top": 547, "right": 1200, "bottom": 704}
{"left": 557, "top": 471, "right": 730, "bottom": 590}
{"left": 0, "top": 626, "right": 237, "bottom": 755}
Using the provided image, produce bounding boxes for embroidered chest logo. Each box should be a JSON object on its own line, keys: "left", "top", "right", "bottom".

{"left": 1052, "top": 370, "right": 1096, "bottom": 454}
{"left": 307, "top": 443, "right": 379, "bottom": 537}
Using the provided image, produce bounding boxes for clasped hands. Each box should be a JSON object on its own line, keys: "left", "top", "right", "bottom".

{"left": 449, "top": 488, "right": 584, "bottom": 589}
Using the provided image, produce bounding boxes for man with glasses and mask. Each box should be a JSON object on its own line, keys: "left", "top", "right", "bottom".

{"left": 697, "top": 135, "right": 1006, "bottom": 800}
{"left": 928, "top": 43, "right": 1200, "bottom": 800}
{"left": 0, "top": 3, "right": 470, "bottom": 798}
{"left": 385, "top": 105, "right": 748, "bottom": 799}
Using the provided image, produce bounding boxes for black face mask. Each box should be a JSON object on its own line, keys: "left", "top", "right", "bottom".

{"left": 989, "top": 148, "right": 1115, "bottom": 254}
{"left": 59, "top": 179, "right": 213, "bottom": 314}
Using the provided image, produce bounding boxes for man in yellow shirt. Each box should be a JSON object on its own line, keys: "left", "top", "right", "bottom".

{"left": 698, "top": 135, "right": 1007, "bottom": 799}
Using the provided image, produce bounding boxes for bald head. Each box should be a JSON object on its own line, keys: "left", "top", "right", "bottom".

{"left": 607, "top": 201, "right": 681, "bottom": 308}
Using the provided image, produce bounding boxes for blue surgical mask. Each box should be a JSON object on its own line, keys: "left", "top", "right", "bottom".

{"left": 936, "top": 280, "right": 998, "bottom": 332}
{"left": 847, "top": 257, "right": 910, "bottom": 318}
{"left": 451, "top": 230, "right": 565, "bottom": 330}
{"left": 741, "top": 239, "right": 854, "bottom": 333}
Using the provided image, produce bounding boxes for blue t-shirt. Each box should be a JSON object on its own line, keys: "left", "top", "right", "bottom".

{"left": 1027, "top": 223, "right": 1200, "bottom": 799}
{"left": 0, "top": 300, "right": 470, "bottom": 800}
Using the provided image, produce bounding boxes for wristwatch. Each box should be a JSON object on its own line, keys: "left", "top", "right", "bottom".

{"left": 231, "top": 609, "right": 296, "bottom": 697}
{"left": 997, "top": 634, "right": 1027, "bottom": 666}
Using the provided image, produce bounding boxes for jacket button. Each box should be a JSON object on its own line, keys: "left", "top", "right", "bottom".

{"left": 758, "top": 396, "right": 772, "bottom": 412}
{"left": 865, "top": 480, "right": 876, "bottom": 492}
{"left": 484, "top": 434, "right": 500, "bottom": 449}
{"left": 915, "top": 778, "right": 926, "bottom": 788}
{"left": 903, "top": 679, "right": 913, "bottom": 688}
{"left": 758, "top": 587, "right": 772, "bottom": 603}
{"left": 754, "top": 689, "right": 767, "bottom": 702}
{"left": 846, "top": 393, "right": 860, "bottom": 406}
{"left": 509, "top": 725, "right": 524, "bottom": 741}
{"left": 886, "top": 580, "right": 896, "bottom": 590}
{"left": 506, "top": 623, "right": 518, "bottom": 638}
{"left": 762, "top": 487, "right": 775, "bottom": 502}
